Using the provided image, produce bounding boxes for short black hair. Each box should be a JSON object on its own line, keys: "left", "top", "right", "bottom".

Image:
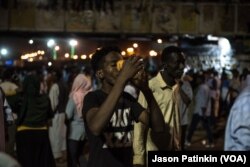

{"left": 161, "top": 46, "right": 182, "bottom": 63}
{"left": 91, "top": 46, "right": 121, "bottom": 73}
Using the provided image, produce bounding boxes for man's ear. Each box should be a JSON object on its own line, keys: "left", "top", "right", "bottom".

{"left": 96, "top": 70, "right": 104, "bottom": 79}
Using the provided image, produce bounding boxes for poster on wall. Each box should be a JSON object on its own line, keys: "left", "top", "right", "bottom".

{"left": 10, "top": 8, "right": 36, "bottom": 30}
{"left": 121, "top": 3, "right": 152, "bottom": 33}
{"left": 0, "top": 9, "right": 8, "bottom": 30}
{"left": 151, "top": 3, "right": 178, "bottom": 33}
{"left": 95, "top": 2, "right": 121, "bottom": 33}
{"left": 237, "top": 5, "right": 250, "bottom": 34}
{"left": 215, "top": 5, "right": 235, "bottom": 34}
{"left": 200, "top": 4, "right": 216, "bottom": 34}
{"left": 66, "top": 10, "right": 95, "bottom": 32}
{"left": 179, "top": 5, "right": 199, "bottom": 34}
{"left": 36, "top": 10, "right": 64, "bottom": 31}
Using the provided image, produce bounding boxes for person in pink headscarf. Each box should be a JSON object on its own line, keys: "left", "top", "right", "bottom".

{"left": 65, "top": 74, "right": 92, "bottom": 167}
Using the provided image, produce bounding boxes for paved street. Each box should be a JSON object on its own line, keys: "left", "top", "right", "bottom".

{"left": 185, "top": 116, "right": 226, "bottom": 151}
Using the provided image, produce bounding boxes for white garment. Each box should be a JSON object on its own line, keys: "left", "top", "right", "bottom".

{"left": 178, "top": 81, "right": 193, "bottom": 125}
{"left": 49, "top": 83, "right": 66, "bottom": 159}
{"left": 4, "top": 99, "right": 14, "bottom": 122}
{"left": 49, "top": 113, "right": 66, "bottom": 159}
{"left": 193, "top": 83, "right": 211, "bottom": 116}
{"left": 124, "top": 84, "right": 138, "bottom": 99}
{"left": 49, "top": 84, "right": 59, "bottom": 111}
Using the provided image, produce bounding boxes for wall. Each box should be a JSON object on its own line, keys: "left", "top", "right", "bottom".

{"left": 0, "top": 1, "right": 250, "bottom": 35}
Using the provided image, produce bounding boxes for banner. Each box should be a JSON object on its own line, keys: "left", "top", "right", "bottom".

{"left": 151, "top": 3, "right": 178, "bottom": 33}
{"left": 179, "top": 5, "right": 198, "bottom": 34}
{"left": 36, "top": 9, "right": 64, "bottom": 31}
{"left": 0, "top": 9, "right": 8, "bottom": 30}
{"left": 216, "top": 5, "right": 235, "bottom": 34}
{"left": 66, "top": 10, "right": 95, "bottom": 32}
{"left": 237, "top": 5, "right": 250, "bottom": 34}
{"left": 95, "top": 2, "right": 121, "bottom": 33}
{"left": 10, "top": 8, "right": 35, "bottom": 30}
{"left": 121, "top": 3, "right": 151, "bottom": 33}
{"left": 200, "top": 4, "right": 216, "bottom": 34}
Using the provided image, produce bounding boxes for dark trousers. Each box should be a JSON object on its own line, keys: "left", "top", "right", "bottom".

{"left": 181, "top": 125, "right": 188, "bottom": 150}
{"left": 67, "top": 139, "right": 85, "bottom": 167}
{"left": 186, "top": 114, "right": 214, "bottom": 144}
{"left": 16, "top": 130, "right": 55, "bottom": 167}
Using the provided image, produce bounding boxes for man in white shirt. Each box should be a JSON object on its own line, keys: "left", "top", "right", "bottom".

{"left": 176, "top": 74, "right": 193, "bottom": 150}
{"left": 185, "top": 73, "right": 214, "bottom": 148}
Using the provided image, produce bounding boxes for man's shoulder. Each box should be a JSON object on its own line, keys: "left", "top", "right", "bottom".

{"left": 240, "top": 86, "right": 250, "bottom": 95}
{"left": 0, "top": 81, "right": 18, "bottom": 88}
{"left": 86, "top": 89, "right": 101, "bottom": 96}
{"left": 148, "top": 73, "right": 163, "bottom": 87}
{"left": 122, "top": 91, "right": 137, "bottom": 102}
{"left": 234, "top": 87, "right": 250, "bottom": 106}
{"left": 85, "top": 90, "right": 106, "bottom": 100}
{"left": 50, "top": 83, "right": 59, "bottom": 90}
{"left": 230, "top": 87, "right": 250, "bottom": 117}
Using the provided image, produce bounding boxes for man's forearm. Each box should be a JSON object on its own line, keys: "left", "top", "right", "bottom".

{"left": 87, "top": 77, "right": 126, "bottom": 135}
{"left": 141, "top": 88, "right": 164, "bottom": 133}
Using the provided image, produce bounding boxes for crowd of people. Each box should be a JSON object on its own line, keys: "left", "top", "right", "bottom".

{"left": 0, "top": 45, "right": 249, "bottom": 167}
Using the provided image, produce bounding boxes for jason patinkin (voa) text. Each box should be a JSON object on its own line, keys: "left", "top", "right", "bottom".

{"left": 151, "top": 154, "right": 218, "bottom": 163}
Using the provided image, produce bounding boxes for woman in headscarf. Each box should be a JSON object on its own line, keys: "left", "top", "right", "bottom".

{"left": 65, "top": 74, "right": 92, "bottom": 167}
{"left": 16, "top": 74, "right": 55, "bottom": 167}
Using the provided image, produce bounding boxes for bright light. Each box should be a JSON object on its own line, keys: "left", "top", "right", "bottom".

{"left": 31, "top": 53, "right": 38, "bottom": 57}
{"left": 47, "top": 39, "right": 55, "bottom": 48}
{"left": 133, "top": 43, "right": 138, "bottom": 48}
{"left": 127, "top": 47, "right": 134, "bottom": 52}
{"left": 55, "top": 46, "right": 60, "bottom": 51}
{"left": 89, "top": 54, "right": 93, "bottom": 59}
{"left": 0, "top": 48, "right": 8, "bottom": 55}
{"left": 126, "top": 47, "right": 134, "bottom": 56}
{"left": 21, "top": 55, "right": 28, "bottom": 60}
{"left": 48, "top": 62, "right": 52, "bottom": 66}
{"left": 69, "top": 39, "right": 78, "bottom": 47}
{"left": 149, "top": 50, "right": 157, "bottom": 57}
{"left": 184, "top": 66, "right": 191, "bottom": 74}
{"left": 65, "top": 53, "right": 69, "bottom": 58}
{"left": 81, "top": 55, "right": 87, "bottom": 59}
{"left": 218, "top": 37, "right": 231, "bottom": 56}
{"left": 217, "top": 37, "right": 232, "bottom": 68}
{"left": 121, "top": 51, "right": 126, "bottom": 56}
{"left": 149, "top": 50, "right": 157, "bottom": 56}
{"left": 207, "top": 35, "right": 218, "bottom": 41}
{"left": 29, "top": 39, "right": 33, "bottom": 44}
{"left": 28, "top": 58, "right": 33, "bottom": 62}
{"left": 157, "top": 39, "right": 163, "bottom": 44}
{"left": 73, "top": 55, "right": 78, "bottom": 59}
{"left": 37, "top": 50, "right": 45, "bottom": 55}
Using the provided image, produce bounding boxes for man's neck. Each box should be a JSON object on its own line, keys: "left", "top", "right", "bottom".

{"left": 101, "top": 82, "right": 113, "bottom": 94}
{"left": 160, "top": 71, "right": 175, "bottom": 87}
